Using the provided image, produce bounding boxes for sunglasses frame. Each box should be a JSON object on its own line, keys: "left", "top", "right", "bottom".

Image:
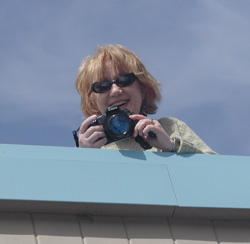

{"left": 91, "top": 73, "right": 136, "bottom": 94}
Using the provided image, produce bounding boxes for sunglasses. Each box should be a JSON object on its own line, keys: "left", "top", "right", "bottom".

{"left": 91, "top": 73, "right": 136, "bottom": 93}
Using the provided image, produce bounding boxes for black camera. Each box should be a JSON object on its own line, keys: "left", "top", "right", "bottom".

{"left": 89, "top": 105, "right": 135, "bottom": 144}
{"left": 73, "top": 105, "right": 156, "bottom": 149}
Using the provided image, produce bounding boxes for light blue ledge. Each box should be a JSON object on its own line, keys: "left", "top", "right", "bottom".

{"left": 0, "top": 144, "right": 176, "bottom": 207}
{"left": 0, "top": 144, "right": 250, "bottom": 211}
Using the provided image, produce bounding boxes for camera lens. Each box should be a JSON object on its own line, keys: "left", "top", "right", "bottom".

{"left": 108, "top": 114, "right": 130, "bottom": 136}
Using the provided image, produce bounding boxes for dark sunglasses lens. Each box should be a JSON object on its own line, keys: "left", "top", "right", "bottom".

{"left": 92, "top": 73, "right": 135, "bottom": 93}
{"left": 93, "top": 81, "right": 111, "bottom": 93}
{"left": 117, "top": 73, "right": 135, "bottom": 87}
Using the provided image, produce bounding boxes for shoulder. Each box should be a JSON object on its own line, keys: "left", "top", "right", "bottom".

{"left": 158, "top": 117, "right": 188, "bottom": 130}
{"left": 158, "top": 117, "right": 186, "bottom": 124}
{"left": 157, "top": 117, "right": 195, "bottom": 139}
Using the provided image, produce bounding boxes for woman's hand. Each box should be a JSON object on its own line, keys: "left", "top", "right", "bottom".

{"left": 78, "top": 115, "right": 107, "bottom": 148}
{"left": 129, "top": 114, "right": 174, "bottom": 151}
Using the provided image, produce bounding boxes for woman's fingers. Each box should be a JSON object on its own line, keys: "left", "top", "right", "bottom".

{"left": 79, "top": 115, "right": 97, "bottom": 134}
{"left": 129, "top": 114, "right": 174, "bottom": 151}
{"left": 130, "top": 115, "right": 159, "bottom": 138}
{"left": 78, "top": 115, "right": 107, "bottom": 148}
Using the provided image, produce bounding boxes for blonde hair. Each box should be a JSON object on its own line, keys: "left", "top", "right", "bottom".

{"left": 75, "top": 44, "right": 161, "bottom": 116}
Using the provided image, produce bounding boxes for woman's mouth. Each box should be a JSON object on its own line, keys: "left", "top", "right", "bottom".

{"left": 111, "top": 100, "right": 128, "bottom": 108}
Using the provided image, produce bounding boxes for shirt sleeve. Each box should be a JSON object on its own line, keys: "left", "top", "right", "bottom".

{"left": 159, "top": 117, "right": 217, "bottom": 154}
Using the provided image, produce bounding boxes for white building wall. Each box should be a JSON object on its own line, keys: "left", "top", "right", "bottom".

{"left": 1, "top": 213, "right": 250, "bottom": 244}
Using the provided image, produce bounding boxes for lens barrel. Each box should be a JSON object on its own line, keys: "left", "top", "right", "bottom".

{"left": 108, "top": 113, "right": 132, "bottom": 138}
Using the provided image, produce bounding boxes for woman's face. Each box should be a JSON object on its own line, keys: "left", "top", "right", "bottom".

{"left": 93, "top": 62, "right": 145, "bottom": 114}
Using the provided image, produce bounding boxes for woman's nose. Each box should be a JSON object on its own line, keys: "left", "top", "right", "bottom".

{"left": 109, "top": 83, "right": 122, "bottom": 96}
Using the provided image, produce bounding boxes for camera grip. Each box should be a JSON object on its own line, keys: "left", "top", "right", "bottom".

{"left": 135, "top": 136, "right": 152, "bottom": 150}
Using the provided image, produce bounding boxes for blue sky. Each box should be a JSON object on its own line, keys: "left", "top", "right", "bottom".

{"left": 1, "top": 0, "right": 249, "bottom": 156}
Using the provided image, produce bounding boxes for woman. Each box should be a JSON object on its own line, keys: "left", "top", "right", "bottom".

{"left": 75, "top": 44, "right": 216, "bottom": 154}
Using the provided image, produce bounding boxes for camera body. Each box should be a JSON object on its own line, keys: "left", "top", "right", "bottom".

{"left": 90, "top": 105, "right": 135, "bottom": 144}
